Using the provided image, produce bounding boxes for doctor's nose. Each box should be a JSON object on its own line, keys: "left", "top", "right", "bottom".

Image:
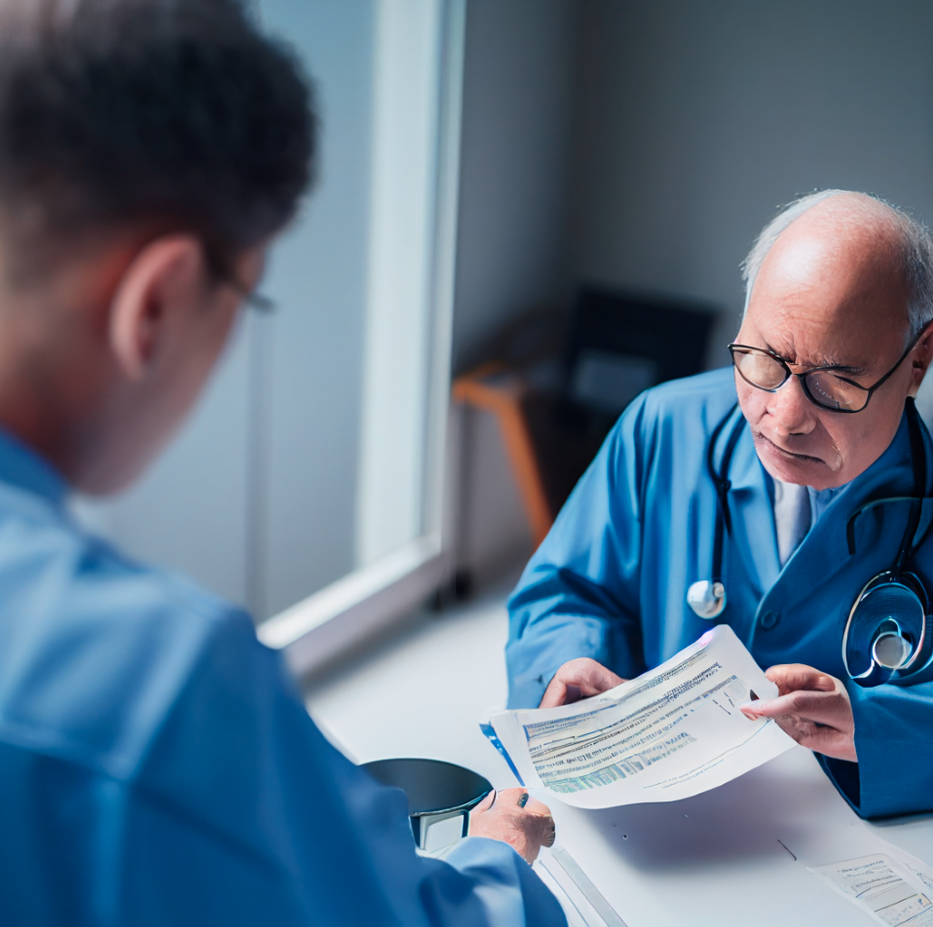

{"left": 766, "top": 375, "right": 817, "bottom": 437}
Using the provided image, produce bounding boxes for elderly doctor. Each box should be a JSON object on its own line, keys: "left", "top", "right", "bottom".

{"left": 507, "top": 190, "right": 933, "bottom": 819}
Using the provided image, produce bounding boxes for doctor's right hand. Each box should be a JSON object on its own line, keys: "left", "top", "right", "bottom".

{"left": 539, "top": 658, "right": 626, "bottom": 708}
{"left": 468, "top": 788, "right": 556, "bottom": 864}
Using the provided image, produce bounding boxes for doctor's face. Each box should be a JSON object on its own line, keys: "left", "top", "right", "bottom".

{"left": 734, "top": 213, "right": 931, "bottom": 491}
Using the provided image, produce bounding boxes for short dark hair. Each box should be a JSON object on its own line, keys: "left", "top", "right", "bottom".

{"left": 0, "top": 0, "right": 316, "bottom": 273}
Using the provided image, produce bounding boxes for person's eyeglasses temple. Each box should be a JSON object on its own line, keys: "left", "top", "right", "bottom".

{"left": 204, "top": 247, "right": 277, "bottom": 314}
{"left": 241, "top": 290, "right": 276, "bottom": 314}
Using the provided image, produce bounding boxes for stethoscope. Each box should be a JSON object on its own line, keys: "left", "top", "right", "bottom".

{"left": 687, "top": 399, "right": 933, "bottom": 687}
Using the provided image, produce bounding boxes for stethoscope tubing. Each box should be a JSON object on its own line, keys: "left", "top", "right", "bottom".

{"left": 705, "top": 403, "right": 743, "bottom": 585}
{"left": 700, "top": 397, "right": 933, "bottom": 685}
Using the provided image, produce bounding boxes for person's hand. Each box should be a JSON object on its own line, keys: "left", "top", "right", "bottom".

{"left": 539, "top": 658, "right": 626, "bottom": 708}
{"left": 468, "top": 788, "right": 556, "bottom": 864}
{"left": 740, "top": 663, "right": 857, "bottom": 762}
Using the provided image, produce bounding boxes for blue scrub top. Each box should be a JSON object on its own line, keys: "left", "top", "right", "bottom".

{"left": 0, "top": 430, "right": 565, "bottom": 926}
{"left": 508, "top": 369, "right": 933, "bottom": 820}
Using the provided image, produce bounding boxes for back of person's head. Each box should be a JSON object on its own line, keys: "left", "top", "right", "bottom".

{"left": 0, "top": 0, "right": 316, "bottom": 279}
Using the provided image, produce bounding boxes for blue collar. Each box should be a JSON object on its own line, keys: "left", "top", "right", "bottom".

{"left": 0, "top": 429, "right": 68, "bottom": 509}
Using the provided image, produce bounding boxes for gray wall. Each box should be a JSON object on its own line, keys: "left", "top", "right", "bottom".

{"left": 568, "top": 0, "right": 933, "bottom": 359}
{"left": 450, "top": 0, "right": 579, "bottom": 583}
{"left": 451, "top": 0, "right": 578, "bottom": 373}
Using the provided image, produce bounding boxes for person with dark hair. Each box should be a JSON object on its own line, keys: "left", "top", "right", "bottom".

{"left": 0, "top": 1, "right": 565, "bottom": 924}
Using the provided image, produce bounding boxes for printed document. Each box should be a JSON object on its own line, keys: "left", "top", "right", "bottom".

{"left": 482, "top": 625, "right": 795, "bottom": 808}
{"left": 809, "top": 854, "right": 933, "bottom": 926}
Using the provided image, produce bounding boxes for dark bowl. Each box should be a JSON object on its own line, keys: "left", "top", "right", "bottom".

{"left": 362, "top": 757, "right": 492, "bottom": 818}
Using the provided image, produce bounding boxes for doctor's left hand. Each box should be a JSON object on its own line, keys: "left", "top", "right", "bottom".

{"left": 740, "top": 663, "right": 857, "bottom": 763}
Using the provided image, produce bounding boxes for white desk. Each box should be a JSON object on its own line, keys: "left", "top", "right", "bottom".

{"left": 530, "top": 746, "right": 933, "bottom": 927}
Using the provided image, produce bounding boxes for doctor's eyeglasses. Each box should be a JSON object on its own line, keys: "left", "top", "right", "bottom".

{"left": 728, "top": 333, "right": 923, "bottom": 413}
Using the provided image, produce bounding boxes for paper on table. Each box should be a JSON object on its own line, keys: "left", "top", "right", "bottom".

{"left": 900, "top": 858, "right": 933, "bottom": 895}
{"left": 808, "top": 854, "right": 933, "bottom": 926}
{"left": 482, "top": 625, "right": 796, "bottom": 808}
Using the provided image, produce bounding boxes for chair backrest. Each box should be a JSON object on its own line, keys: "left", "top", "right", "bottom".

{"left": 562, "top": 285, "right": 718, "bottom": 416}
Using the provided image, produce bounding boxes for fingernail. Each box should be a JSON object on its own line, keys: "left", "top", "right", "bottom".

{"left": 518, "top": 792, "right": 529, "bottom": 808}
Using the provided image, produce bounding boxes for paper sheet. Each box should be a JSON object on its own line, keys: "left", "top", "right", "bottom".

{"left": 809, "top": 854, "right": 933, "bottom": 926}
{"left": 483, "top": 625, "right": 796, "bottom": 808}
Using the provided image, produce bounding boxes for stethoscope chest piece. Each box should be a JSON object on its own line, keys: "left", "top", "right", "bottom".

{"left": 687, "top": 579, "right": 726, "bottom": 619}
{"left": 843, "top": 571, "right": 932, "bottom": 686}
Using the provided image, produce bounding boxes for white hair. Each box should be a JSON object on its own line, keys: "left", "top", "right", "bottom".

{"left": 741, "top": 190, "right": 933, "bottom": 345}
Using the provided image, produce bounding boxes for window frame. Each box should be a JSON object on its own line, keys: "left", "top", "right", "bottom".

{"left": 257, "top": 0, "right": 466, "bottom": 677}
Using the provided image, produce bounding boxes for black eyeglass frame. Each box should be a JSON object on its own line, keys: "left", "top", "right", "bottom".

{"left": 728, "top": 328, "right": 926, "bottom": 414}
{"left": 226, "top": 283, "right": 276, "bottom": 315}
{"left": 203, "top": 245, "right": 276, "bottom": 314}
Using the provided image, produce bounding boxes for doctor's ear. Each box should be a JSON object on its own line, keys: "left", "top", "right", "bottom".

{"left": 108, "top": 235, "right": 206, "bottom": 380}
{"left": 908, "top": 322, "right": 933, "bottom": 396}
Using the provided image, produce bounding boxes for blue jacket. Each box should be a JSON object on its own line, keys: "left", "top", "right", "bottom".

{"left": 0, "top": 430, "right": 565, "bottom": 926}
{"left": 507, "top": 368, "right": 933, "bottom": 819}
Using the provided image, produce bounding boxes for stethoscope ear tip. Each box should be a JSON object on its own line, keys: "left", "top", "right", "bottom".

{"left": 687, "top": 579, "right": 727, "bottom": 619}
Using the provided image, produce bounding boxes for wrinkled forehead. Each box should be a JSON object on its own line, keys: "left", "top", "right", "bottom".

{"left": 749, "top": 217, "right": 908, "bottom": 339}
{"left": 746, "top": 194, "right": 910, "bottom": 310}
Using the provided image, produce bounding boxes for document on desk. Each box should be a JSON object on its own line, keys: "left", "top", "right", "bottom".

{"left": 482, "top": 625, "right": 796, "bottom": 809}
{"left": 809, "top": 854, "right": 933, "bottom": 926}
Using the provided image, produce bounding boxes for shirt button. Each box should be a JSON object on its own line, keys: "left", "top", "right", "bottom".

{"left": 760, "top": 610, "right": 780, "bottom": 630}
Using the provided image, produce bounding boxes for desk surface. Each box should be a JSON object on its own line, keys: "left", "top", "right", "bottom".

{"left": 303, "top": 590, "right": 933, "bottom": 927}
{"left": 533, "top": 746, "right": 933, "bottom": 927}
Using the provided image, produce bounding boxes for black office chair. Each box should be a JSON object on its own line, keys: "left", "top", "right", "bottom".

{"left": 521, "top": 285, "right": 718, "bottom": 522}
{"left": 454, "top": 284, "right": 718, "bottom": 546}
